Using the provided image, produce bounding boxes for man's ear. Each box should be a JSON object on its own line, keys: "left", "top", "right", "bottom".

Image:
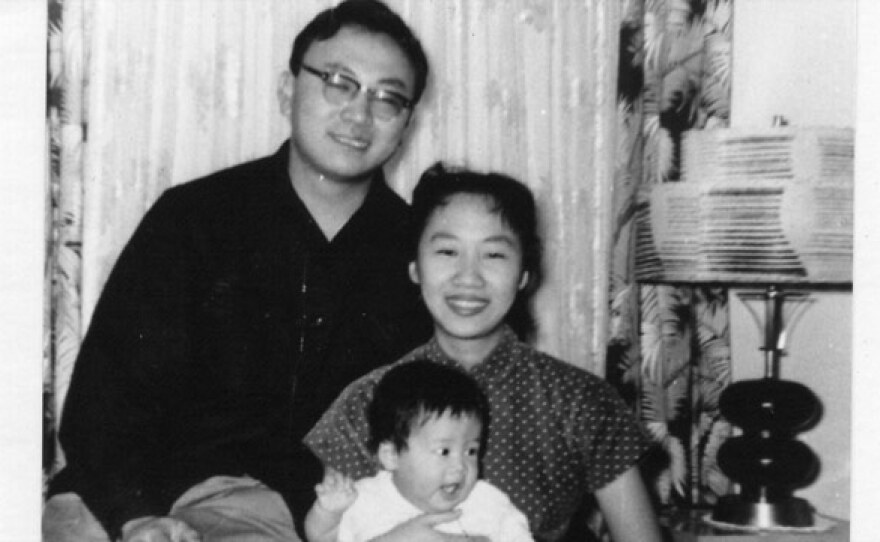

{"left": 408, "top": 261, "right": 420, "bottom": 285}
{"left": 386, "top": 111, "right": 417, "bottom": 161}
{"left": 377, "top": 442, "right": 399, "bottom": 471}
{"left": 277, "top": 71, "right": 295, "bottom": 119}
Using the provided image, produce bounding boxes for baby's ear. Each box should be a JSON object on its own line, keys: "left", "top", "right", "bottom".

{"left": 377, "top": 441, "right": 400, "bottom": 471}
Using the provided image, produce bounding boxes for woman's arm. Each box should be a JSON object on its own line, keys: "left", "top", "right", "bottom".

{"left": 594, "top": 466, "right": 663, "bottom": 542}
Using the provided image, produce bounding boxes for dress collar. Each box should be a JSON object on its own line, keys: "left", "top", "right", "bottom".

{"left": 416, "top": 326, "right": 522, "bottom": 376}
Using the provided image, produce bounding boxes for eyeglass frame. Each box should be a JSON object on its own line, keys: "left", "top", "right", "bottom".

{"left": 299, "top": 63, "right": 413, "bottom": 121}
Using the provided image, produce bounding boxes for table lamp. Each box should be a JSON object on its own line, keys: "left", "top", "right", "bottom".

{"left": 634, "top": 126, "right": 853, "bottom": 529}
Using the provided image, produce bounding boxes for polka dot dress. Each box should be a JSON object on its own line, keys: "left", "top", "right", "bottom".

{"left": 305, "top": 326, "right": 650, "bottom": 542}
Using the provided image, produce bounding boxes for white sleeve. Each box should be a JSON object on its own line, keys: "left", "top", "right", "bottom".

{"left": 338, "top": 472, "right": 421, "bottom": 542}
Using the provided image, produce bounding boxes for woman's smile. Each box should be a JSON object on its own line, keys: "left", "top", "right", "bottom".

{"left": 445, "top": 294, "right": 490, "bottom": 315}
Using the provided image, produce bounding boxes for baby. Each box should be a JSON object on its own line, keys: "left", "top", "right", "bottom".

{"left": 304, "top": 360, "right": 533, "bottom": 542}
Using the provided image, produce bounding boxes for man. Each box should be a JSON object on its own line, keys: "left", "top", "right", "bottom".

{"left": 43, "top": 1, "right": 431, "bottom": 540}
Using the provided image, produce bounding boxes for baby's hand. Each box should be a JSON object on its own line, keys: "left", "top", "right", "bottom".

{"left": 314, "top": 469, "right": 358, "bottom": 514}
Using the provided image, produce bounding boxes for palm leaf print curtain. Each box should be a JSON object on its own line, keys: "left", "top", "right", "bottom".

{"left": 610, "top": 0, "right": 734, "bottom": 510}
{"left": 45, "top": 0, "right": 83, "bottom": 488}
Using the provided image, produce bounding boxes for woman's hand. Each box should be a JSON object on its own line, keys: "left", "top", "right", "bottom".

{"left": 369, "top": 511, "right": 490, "bottom": 542}
{"left": 119, "top": 516, "right": 200, "bottom": 542}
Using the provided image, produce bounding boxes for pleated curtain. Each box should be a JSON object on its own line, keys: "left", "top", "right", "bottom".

{"left": 45, "top": 0, "right": 623, "bottom": 476}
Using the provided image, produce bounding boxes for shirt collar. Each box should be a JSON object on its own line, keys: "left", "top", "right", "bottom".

{"left": 271, "top": 139, "right": 401, "bottom": 245}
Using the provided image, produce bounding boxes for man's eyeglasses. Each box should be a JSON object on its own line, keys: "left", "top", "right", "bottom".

{"left": 300, "top": 64, "right": 412, "bottom": 121}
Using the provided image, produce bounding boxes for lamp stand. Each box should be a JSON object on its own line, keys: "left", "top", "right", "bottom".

{"left": 710, "top": 286, "right": 821, "bottom": 529}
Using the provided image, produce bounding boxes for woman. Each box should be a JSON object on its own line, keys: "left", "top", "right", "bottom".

{"left": 305, "top": 163, "right": 662, "bottom": 542}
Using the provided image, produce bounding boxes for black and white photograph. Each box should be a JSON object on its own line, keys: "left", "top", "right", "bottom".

{"left": 2, "top": 0, "right": 877, "bottom": 540}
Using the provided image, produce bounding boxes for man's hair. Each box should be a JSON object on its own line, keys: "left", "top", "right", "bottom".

{"left": 289, "top": 0, "right": 429, "bottom": 106}
{"left": 410, "top": 162, "right": 544, "bottom": 341}
{"left": 367, "top": 360, "right": 490, "bottom": 454}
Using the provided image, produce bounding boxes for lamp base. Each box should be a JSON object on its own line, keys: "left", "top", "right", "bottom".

{"left": 664, "top": 507, "right": 848, "bottom": 542}
{"left": 711, "top": 494, "right": 814, "bottom": 529}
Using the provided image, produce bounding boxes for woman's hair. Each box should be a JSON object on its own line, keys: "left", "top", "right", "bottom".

{"left": 289, "top": 0, "right": 429, "bottom": 106}
{"left": 410, "top": 162, "right": 544, "bottom": 340}
{"left": 367, "top": 360, "right": 490, "bottom": 454}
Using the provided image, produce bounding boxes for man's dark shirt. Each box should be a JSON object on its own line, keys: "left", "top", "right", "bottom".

{"left": 48, "top": 141, "right": 431, "bottom": 539}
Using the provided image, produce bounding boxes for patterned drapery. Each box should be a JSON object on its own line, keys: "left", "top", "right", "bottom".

{"left": 610, "top": 0, "right": 734, "bottom": 510}
{"left": 45, "top": 0, "right": 623, "bottom": 484}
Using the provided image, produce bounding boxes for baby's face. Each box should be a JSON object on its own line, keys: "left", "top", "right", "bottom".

{"left": 389, "top": 411, "right": 482, "bottom": 513}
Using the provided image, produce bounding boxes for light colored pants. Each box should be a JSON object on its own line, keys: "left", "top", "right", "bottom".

{"left": 42, "top": 475, "right": 300, "bottom": 542}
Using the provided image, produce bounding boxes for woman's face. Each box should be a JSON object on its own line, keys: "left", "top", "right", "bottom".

{"left": 409, "top": 194, "right": 528, "bottom": 360}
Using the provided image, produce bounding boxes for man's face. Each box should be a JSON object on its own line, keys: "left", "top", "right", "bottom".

{"left": 285, "top": 26, "right": 416, "bottom": 183}
{"left": 381, "top": 411, "right": 482, "bottom": 513}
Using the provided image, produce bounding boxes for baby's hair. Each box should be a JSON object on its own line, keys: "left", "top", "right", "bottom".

{"left": 410, "top": 162, "right": 544, "bottom": 340}
{"left": 367, "top": 360, "right": 490, "bottom": 454}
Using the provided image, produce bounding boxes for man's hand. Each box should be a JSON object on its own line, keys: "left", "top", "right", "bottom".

{"left": 119, "top": 516, "right": 201, "bottom": 542}
{"left": 369, "top": 511, "right": 490, "bottom": 542}
{"left": 314, "top": 469, "right": 358, "bottom": 514}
